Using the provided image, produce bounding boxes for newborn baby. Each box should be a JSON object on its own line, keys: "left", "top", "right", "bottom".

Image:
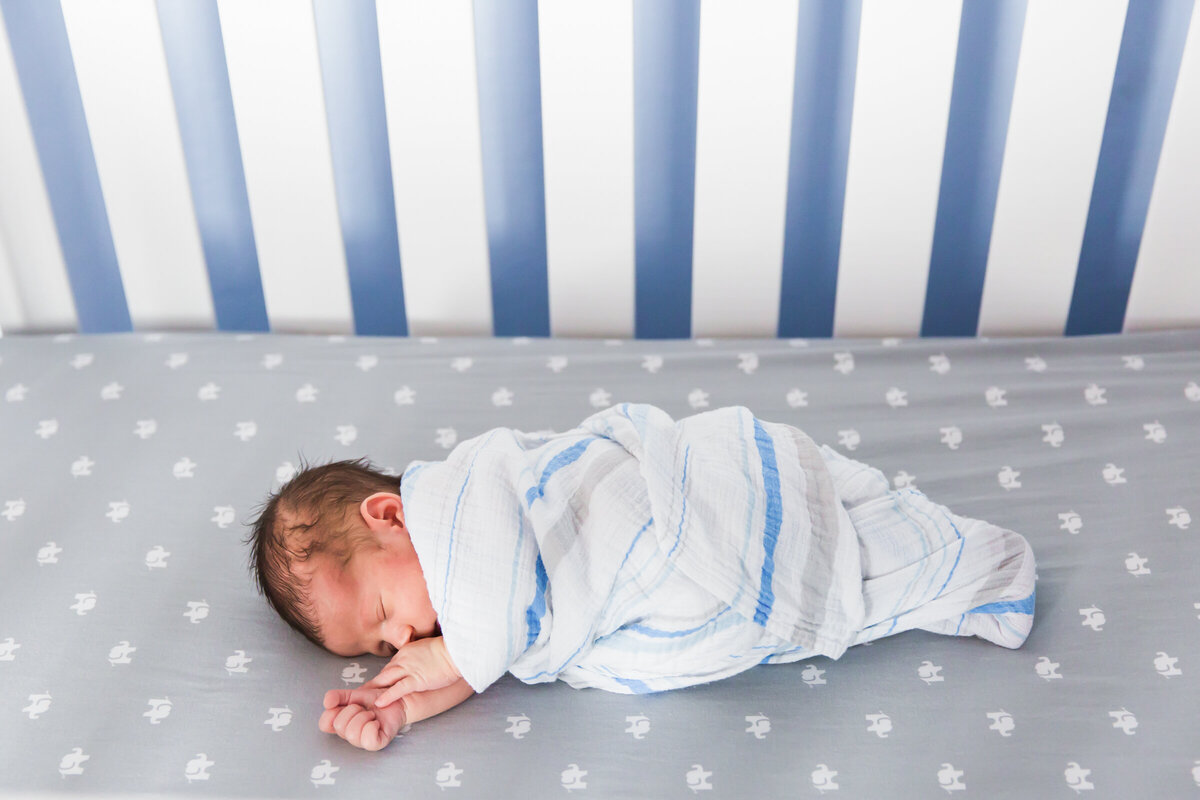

{"left": 246, "top": 463, "right": 468, "bottom": 752}
{"left": 245, "top": 403, "right": 1037, "bottom": 752}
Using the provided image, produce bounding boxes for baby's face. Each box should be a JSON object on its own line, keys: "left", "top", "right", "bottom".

{"left": 304, "top": 524, "right": 439, "bottom": 658}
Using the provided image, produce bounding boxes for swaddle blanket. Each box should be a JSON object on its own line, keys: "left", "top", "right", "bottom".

{"left": 399, "top": 403, "right": 1036, "bottom": 694}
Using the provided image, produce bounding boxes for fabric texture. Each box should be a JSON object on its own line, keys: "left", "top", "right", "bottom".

{"left": 6, "top": 330, "right": 1197, "bottom": 797}
{"left": 400, "top": 402, "right": 1036, "bottom": 695}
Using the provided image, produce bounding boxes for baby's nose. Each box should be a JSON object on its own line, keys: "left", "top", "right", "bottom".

{"left": 382, "top": 623, "right": 414, "bottom": 654}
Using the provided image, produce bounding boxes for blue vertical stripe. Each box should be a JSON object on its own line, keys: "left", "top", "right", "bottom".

{"left": 632, "top": 0, "right": 699, "bottom": 340}
{"left": 665, "top": 445, "right": 691, "bottom": 560}
{"left": 0, "top": 0, "right": 131, "bottom": 333}
{"left": 1066, "top": 0, "right": 1195, "bottom": 337}
{"left": 878, "top": 493, "right": 940, "bottom": 635}
{"left": 525, "top": 554, "right": 549, "bottom": 648}
{"left": 750, "top": 419, "right": 782, "bottom": 625}
{"left": 312, "top": 0, "right": 407, "bottom": 337}
{"left": 441, "top": 431, "right": 502, "bottom": 611}
{"left": 778, "top": 0, "right": 861, "bottom": 339}
{"left": 504, "top": 501, "right": 528, "bottom": 667}
{"left": 472, "top": 0, "right": 550, "bottom": 338}
{"left": 922, "top": 0, "right": 1026, "bottom": 338}
{"left": 156, "top": 0, "right": 268, "bottom": 333}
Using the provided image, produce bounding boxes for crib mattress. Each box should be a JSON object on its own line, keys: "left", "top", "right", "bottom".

{"left": 1, "top": 329, "right": 1197, "bottom": 799}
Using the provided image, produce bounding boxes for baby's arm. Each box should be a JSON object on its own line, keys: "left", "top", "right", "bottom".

{"left": 400, "top": 677, "right": 475, "bottom": 724}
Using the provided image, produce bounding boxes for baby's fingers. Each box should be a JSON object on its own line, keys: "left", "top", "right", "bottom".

{"left": 360, "top": 718, "right": 391, "bottom": 751}
{"left": 346, "top": 707, "right": 388, "bottom": 751}
{"left": 362, "top": 670, "right": 396, "bottom": 690}
{"left": 318, "top": 690, "right": 375, "bottom": 734}
{"left": 323, "top": 687, "right": 378, "bottom": 711}
{"left": 329, "top": 704, "right": 392, "bottom": 751}
{"left": 373, "top": 676, "right": 417, "bottom": 709}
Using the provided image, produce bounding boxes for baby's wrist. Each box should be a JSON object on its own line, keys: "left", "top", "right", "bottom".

{"left": 394, "top": 694, "right": 411, "bottom": 727}
{"left": 437, "top": 636, "right": 462, "bottom": 678}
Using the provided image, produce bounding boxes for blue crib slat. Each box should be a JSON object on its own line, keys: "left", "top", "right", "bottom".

{"left": 922, "top": 0, "right": 1027, "bottom": 338}
{"left": 312, "top": 0, "right": 407, "bottom": 338}
{"left": 778, "top": 0, "right": 861, "bottom": 339}
{"left": 474, "top": 0, "right": 551, "bottom": 339}
{"left": 1, "top": 0, "right": 131, "bottom": 334}
{"left": 633, "top": 0, "right": 699, "bottom": 341}
{"left": 156, "top": 0, "right": 269, "bottom": 334}
{"left": 1066, "top": 0, "right": 1194, "bottom": 337}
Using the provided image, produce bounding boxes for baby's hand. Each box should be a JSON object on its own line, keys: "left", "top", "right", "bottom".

{"left": 369, "top": 635, "right": 461, "bottom": 710}
{"left": 318, "top": 686, "right": 407, "bottom": 752}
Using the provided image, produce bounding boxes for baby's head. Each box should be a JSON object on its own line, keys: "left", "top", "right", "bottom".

{"left": 243, "top": 455, "right": 437, "bottom": 657}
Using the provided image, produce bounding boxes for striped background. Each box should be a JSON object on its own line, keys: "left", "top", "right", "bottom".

{"left": 0, "top": 0, "right": 1197, "bottom": 339}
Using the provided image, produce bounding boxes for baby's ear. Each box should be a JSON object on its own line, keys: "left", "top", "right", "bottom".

{"left": 361, "top": 492, "right": 403, "bottom": 525}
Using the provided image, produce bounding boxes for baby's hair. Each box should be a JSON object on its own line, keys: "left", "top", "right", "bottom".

{"left": 242, "top": 454, "right": 402, "bottom": 651}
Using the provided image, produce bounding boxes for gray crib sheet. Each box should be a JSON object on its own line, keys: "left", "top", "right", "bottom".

{"left": 1, "top": 329, "right": 1198, "bottom": 799}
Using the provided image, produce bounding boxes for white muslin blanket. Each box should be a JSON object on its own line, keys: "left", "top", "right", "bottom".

{"left": 399, "top": 403, "right": 1036, "bottom": 695}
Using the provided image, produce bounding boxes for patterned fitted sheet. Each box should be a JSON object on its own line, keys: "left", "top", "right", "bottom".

{"left": 1, "top": 329, "right": 1197, "bottom": 799}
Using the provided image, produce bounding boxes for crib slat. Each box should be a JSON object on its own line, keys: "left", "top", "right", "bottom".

{"left": 0, "top": 0, "right": 129, "bottom": 333}
{"left": 632, "top": 0, "right": 700, "bottom": 340}
{"left": 157, "top": 0, "right": 269, "bottom": 334}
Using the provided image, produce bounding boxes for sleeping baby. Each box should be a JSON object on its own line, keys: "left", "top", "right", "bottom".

{"left": 245, "top": 403, "right": 1037, "bottom": 752}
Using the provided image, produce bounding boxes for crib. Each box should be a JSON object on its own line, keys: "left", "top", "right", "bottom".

{"left": 1, "top": 1, "right": 1198, "bottom": 798}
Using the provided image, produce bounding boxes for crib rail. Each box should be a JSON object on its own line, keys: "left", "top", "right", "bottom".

{"left": 0, "top": 0, "right": 1196, "bottom": 338}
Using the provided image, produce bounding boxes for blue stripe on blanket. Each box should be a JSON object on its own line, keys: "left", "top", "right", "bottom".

{"left": 881, "top": 490, "right": 960, "bottom": 635}
{"left": 618, "top": 518, "right": 654, "bottom": 573}
{"left": 524, "top": 436, "right": 597, "bottom": 505}
{"left": 730, "top": 408, "right": 755, "bottom": 611}
{"left": 967, "top": 588, "right": 1036, "bottom": 615}
{"left": 625, "top": 607, "right": 733, "bottom": 638}
{"left": 505, "top": 503, "right": 527, "bottom": 667}
{"left": 665, "top": 444, "right": 692, "bottom": 560}
{"left": 613, "top": 676, "right": 654, "bottom": 694}
{"left": 751, "top": 419, "right": 782, "bottom": 626}
{"left": 619, "top": 402, "right": 648, "bottom": 440}
{"left": 525, "top": 555, "right": 549, "bottom": 648}
{"left": 444, "top": 430, "right": 503, "bottom": 612}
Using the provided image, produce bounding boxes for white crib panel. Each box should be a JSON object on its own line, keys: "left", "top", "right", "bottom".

{"left": 216, "top": 0, "right": 353, "bottom": 335}
{"left": 60, "top": 0, "right": 214, "bottom": 331}
{"left": 978, "top": 0, "right": 1128, "bottom": 337}
{"left": 1124, "top": 5, "right": 1200, "bottom": 333}
{"left": 0, "top": 10, "right": 77, "bottom": 334}
{"left": 691, "top": 0, "right": 799, "bottom": 339}
{"left": 0, "top": 227, "right": 15, "bottom": 336}
{"left": 376, "top": 0, "right": 493, "bottom": 338}
{"left": 538, "top": 0, "right": 636, "bottom": 338}
{"left": 834, "top": 0, "right": 962, "bottom": 339}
